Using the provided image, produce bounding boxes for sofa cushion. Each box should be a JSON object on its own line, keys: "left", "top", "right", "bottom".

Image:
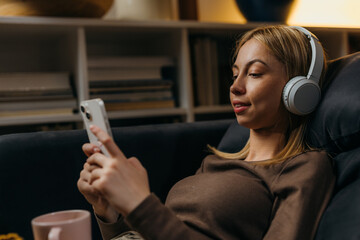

{"left": 334, "top": 147, "right": 360, "bottom": 191}
{"left": 306, "top": 52, "right": 360, "bottom": 154}
{"left": 315, "top": 178, "right": 360, "bottom": 240}
{"left": 315, "top": 147, "right": 360, "bottom": 240}
{"left": 217, "top": 121, "right": 249, "bottom": 153}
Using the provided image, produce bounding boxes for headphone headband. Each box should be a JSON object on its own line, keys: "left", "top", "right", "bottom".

{"left": 291, "top": 26, "right": 324, "bottom": 83}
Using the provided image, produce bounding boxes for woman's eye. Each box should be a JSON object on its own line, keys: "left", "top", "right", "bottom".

{"left": 248, "top": 73, "right": 262, "bottom": 78}
{"left": 232, "top": 75, "right": 238, "bottom": 81}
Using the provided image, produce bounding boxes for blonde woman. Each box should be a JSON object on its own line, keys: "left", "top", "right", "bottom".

{"left": 78, "top": 25, "right": 335, "bottom": 240}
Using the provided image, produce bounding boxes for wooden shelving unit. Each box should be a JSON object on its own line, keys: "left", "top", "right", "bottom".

{"left": 0, "top": 17, "right": 358, "bottom": 132}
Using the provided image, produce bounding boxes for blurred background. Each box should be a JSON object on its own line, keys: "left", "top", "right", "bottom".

{"left": 0, "top": 0, "right": 358, "bottom": 134}
{"left": 102, "top": 0, "right": 360, "bottom": 27}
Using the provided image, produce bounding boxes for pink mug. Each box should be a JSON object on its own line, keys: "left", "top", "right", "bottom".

{"left": 31, "top": 209, "right": 91, "bottom": 240}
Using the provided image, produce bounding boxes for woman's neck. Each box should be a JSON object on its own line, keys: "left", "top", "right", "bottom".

{"left": 245, "top": 128, "right": 287, "bottom": 162}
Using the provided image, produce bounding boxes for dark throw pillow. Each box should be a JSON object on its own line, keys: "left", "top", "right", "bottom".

{"left": 306, "top": 52, "right": 360, "bottom": 154}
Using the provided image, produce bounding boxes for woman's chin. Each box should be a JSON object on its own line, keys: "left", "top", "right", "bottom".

{"left": 235, "top": 117, "right": 252, "bottom": 129}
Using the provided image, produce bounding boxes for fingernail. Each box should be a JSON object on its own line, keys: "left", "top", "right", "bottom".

{"left": 93, "top": 147, "right": 101, "bottom": 152}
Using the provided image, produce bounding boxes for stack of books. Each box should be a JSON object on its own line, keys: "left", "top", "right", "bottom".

{"left": 192, "top": 37, "right": 220, "bottom": 106}
{"left": 87, "top": 56, "right": 176, "bottom": 111}
{"left": 0, "top": 72, "right": 76, "bottom": 117}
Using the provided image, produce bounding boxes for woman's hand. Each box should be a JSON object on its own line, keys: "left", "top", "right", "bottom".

{"left": 78, "top": 143, "right": 119, "bottom": 223}
{"left": 86, "top": 125, "right": 151, "bottom": 216}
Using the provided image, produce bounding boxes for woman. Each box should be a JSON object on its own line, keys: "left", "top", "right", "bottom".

{"left": 78, "top": 25, "right": 335, "bottom": 240}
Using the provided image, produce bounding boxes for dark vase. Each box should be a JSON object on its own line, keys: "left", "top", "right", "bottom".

{"left": 235, "top": 0, "right": 295, "bottom": 22}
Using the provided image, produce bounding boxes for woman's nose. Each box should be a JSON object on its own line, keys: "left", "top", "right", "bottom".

{"left": 230, "top": 77, "right": 246, "bottom": 95}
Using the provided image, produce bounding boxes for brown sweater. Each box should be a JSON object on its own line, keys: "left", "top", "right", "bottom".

{"left": 97, "top": 151, "right": 335, "bottom": 240}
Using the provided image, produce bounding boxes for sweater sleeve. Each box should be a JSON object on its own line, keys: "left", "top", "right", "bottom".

{"left": 124, "top": 193, "right": 215, "bottom": 240}
{"left": 96, "top": 214, "right": 131, "bottom": 240}
{"left": 263, "top": 152, "right": 336, "bottom": 240}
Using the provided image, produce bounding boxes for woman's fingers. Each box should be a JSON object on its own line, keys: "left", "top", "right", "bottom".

{"left": 80, "top": 162, "right": 103, "bottom": 191}
{"left": 82, "top": 143, "right": 101, "bottom": 157}
{"left": 84, "top": 162, "right": 98, "bottom": 172}
{"left": 78, "top": 169, "right": 98, "bottom": 195}
{"left": 81, "top": 127, "right": 151, "bottom": 215}
{"left": 78, "top": 176, "right": 93, "bottom": 192}
{"left": 89, "top": 125, "right": 127, "bottom": 160}
{"left": 89, "top": 168, "right": 102, "bottom": 185}
{"left": 87, "top": 152, "right": 108, "bottom": 168}
{"left": 79, "top": 163, "right": 99, "bottom": 186}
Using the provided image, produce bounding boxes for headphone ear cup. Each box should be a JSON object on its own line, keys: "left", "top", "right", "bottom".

{"left": 283, "top": 76, "right": 321, "bottom": 115}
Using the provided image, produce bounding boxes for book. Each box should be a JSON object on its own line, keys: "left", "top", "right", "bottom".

{"left": 89, "top": 79, "right": 174, "bottom": 88}
{"left": 0, "top": 72, "right": 71, "bottom": 92}
{"left": 0, "top": 108, "right": 74, "bottom": 117}
{"left": 91, "top": 90, "right": 173, "bottom": 102}
{"left": 193, "top": 38, "right": 220, "bottom": 106}
{"left": 202, "top": 38, "right": 214, "bottom": 105}
{"left": 0, "top": 98, "right": 77, "bottom": 111}
{"left": 207, "top": 38, "right": 220, "bottom": 105}
{"left": 90, "top": 84, "right": 173, "bottom": 94}
{"left": 88, "top": 56, "right": 174, "bottom": 68}
{"left": 88, "top": 67, "right": 163, "bottom": 81}
{"left": 193, "top": 38, "right": 208, "bottom": 106}
{"left": 0, "top": 89, "right": 74, "bottom": 102}
{"left": 105, "top": 99, "right": 175, "bottom": 111}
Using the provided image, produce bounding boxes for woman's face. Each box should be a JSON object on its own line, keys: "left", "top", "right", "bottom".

{"left": 230, "top": 38, "right": 289, "bottom": 131}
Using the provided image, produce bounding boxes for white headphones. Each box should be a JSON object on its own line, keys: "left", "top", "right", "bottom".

{"left": 282, "top": 26, "right": 324, "bottom": 115}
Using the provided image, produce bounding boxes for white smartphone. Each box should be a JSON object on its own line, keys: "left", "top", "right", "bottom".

{"left": 80, "top": 98, "right": 113, "bottom": 157}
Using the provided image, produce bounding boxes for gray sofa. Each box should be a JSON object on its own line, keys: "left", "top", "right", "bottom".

{"left": 0, "top": 52, "right": 359, "bottom": 239}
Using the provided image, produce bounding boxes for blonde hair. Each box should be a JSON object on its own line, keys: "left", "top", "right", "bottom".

{"left": 210, "top": 25, "right": 327, "bottom": 165}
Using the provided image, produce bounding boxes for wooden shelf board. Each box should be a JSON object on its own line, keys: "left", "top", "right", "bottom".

{"left": 0, "top": 114, "right": 81, "bottom": 126}
{"left": 107, "top": 107, "right": 187, "bottom": 119}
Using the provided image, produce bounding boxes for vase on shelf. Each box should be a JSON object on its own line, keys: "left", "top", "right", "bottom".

{"left": 235, "top": 0, "right": 295, "bottom": 22}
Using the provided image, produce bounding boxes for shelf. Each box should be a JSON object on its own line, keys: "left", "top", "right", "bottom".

{"left": 0, "top": 16, "right": 358, "bottom": 132}
{"left": 0, "top": 114, "right": 81, "bottom": 126}
{"left": 107, "top": 107, "right": 187, "bottom": 119}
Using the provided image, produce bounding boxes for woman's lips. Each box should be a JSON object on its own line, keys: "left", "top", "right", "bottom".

{"left": 233, "top": 101, "right": 250, "bottom": 114}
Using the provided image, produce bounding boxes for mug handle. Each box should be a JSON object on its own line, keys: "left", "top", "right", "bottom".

{"left": 48, "top": 227, "right": 62, "bottom": 240}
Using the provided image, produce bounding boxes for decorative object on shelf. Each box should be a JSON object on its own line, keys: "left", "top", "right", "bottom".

{"left": 0, "top": 0, "right": 114, "bottom": 18}
{"left": 235, "top": 0, "right": 295, "bottom": 22}
{"left": 104, "top": 0, "right": 176, "bottom": 20}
